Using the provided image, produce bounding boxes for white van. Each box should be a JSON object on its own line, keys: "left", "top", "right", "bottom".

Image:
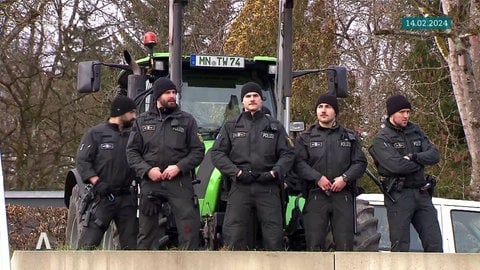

{"left": 358, "top": 193, "right": 480, "bottom": 253}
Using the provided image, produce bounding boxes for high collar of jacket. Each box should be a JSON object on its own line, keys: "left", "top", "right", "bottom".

{"left": 313, "top": 121, "right": 339, "bottom": 132}
{"left": 149, "top": 105, "right": 180, "bottom": 117}
{"left": 241, "top": 110, "right": 266, "bottom": 121}
{"left": 106, "top": 121, "right": 121, "bottom": 131}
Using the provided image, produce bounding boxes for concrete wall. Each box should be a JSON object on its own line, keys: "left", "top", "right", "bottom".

{"left": 335, "top": 252, "right": 479, "bottom": 270}
{"left": 10, "top": 251, "right": 479, "bottom": 270}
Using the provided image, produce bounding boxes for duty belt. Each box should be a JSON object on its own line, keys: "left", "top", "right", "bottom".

{"left": 402, "top": 182, "right": 424, "bottom": 189}
{"left": 110, "top": 187, "right": 131, "bottom": 196}
{"left": 382, "top": 177, "right": 424, "bottom": 192}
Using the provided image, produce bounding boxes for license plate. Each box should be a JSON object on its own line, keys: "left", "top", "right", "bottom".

{"left": 190, "top": 54, "right": 245, "bottom": 68}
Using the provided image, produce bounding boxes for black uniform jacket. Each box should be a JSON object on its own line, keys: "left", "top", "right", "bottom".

{"left": 370, "top": 119, "right": 439, "bottom": 185}
{"left": 211, "top": 110, "right": 294, "bottom": 179}
{"left": 76, "top": 121, "right": 134, "bottom": 188}
{"left": 126, "top": 106, "right": 205, "bottom": 179}
{"left": 294, "top": 122, "right": 367, "bottom": 185}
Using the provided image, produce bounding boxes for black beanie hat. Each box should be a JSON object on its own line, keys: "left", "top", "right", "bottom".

{"left": 110, "top": 95, "right": 136, "bottom": 117}
{"left": 152, "top": 77, "right": 177, "bottom": 101}
{"left": 241, "top": 82, "right": 263, "bottom": 99}
{"left": 386, "top": 94, "right": 411, "bottom": 116}
{"left": 315, "top": 94, "right": 339, "bottom": 115}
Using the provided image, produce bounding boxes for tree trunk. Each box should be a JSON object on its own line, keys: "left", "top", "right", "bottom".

{"left": 441, "top": 0, "right": 480, "bottom": 199}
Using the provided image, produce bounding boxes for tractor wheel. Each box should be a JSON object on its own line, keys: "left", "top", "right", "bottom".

{"left": 201, "top": 213, "right": 224, "bottom": 250}
{"left": 65, "top": 185, "right": 81, "bottom": 249}
{"left": 65, "top": 184, "right": 118, "bottom": 250}
{"left": 353, "top": 199, "right": 381, "bottom": 251}
{"left": 207, "top": 219, "right": 222, "bottom": 250}
{"left": 101, "top": 222, "right": 118, "bottom": 250}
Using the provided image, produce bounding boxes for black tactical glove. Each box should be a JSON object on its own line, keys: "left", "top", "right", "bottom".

{"left": 94, "top": 180, "right": 111, "bottom": 196}
{"left": 257, "top": 171, "right": 276, "bottom": 183}
{"left": 236, "top": 171, "right": 256, "bottom": 184}
{"left": 139, "top": 193, "right": 162, "bottom": 216}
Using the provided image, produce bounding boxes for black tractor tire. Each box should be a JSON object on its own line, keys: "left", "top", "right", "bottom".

{"left": 353, "top": 199, "right": 381, "bottom": 251}
{"left": 65, "top": 185, "right": 81, "bottom": 249}
{"left": 101, "top": 222, "right": 118, "bottom": 250}
{"left": 206, "top": 218, "right": 222, "bottom": 250}
{"left": 65, "top": 184, "right": 118, "bottom": 249}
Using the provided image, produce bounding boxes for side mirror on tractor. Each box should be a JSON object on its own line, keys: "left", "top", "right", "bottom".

{"left": 327, "top": 66, "right": 348, "bottom": 98}
{"left": 77, "top": 61, "right": 101, "bottom": 93}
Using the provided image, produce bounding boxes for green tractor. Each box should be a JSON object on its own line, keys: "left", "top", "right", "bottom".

{"left": 65, "top": 47, "right": 380, "bottom": 251}
{"left": 64, "top": 0, "right": 380, "bottom": 251}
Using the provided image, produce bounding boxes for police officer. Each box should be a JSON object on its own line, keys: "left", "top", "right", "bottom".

{"left": 369, "top": 94, "right": 442, "bottom": 252}
{"left": 76, "top": 95, "right": 138, "bottom": 250}
{"left": 126, "top": 77, "right": 205, "bottom": 250}
{"left": 294, "top": 94, "right": 367, "bottom": 251}
{"left": 211, "top": 82, "right": 295, "bottom": 250}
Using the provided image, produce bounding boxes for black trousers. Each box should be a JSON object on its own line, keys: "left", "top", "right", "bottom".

{"left": 137, "top": 176, "right": 200, "bottom": 250}
{"left": 385, "top": 188, "right": 443, "bottom": 252}
{"left": 222, "top": 182, "right": 284, "bottom": 250}
{"left": 78, "top": 193, "right": 138, "bottom": 250}
{"left": 302, "top": 189, "right": 354, "bottom": 251}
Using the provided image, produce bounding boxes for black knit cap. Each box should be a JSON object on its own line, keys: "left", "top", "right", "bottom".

{"left": 152, "top": 77, "right": 177, "bottom": 101}
{"left": 386, "top": 94, "right": 411, "bottom": 116}
{"left": 241, "top": 82, "right": 263, "bottom": 99}
{"left": 110, "top": 95, "right": 136, "bottom": 117}
{"left": 315, "top": 93, "right": 339, "bottom": 115}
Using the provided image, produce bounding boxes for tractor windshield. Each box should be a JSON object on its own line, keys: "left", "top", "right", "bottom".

{"left": 123, "top": 55, "right": 276, "bottom": 140}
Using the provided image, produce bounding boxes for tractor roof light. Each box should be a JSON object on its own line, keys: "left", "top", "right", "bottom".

{"left": 143, "top": 32, "right": 158, "bottom": 47}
